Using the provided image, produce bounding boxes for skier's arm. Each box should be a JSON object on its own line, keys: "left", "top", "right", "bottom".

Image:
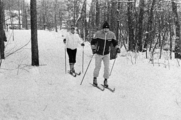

{"left": 91, "top": 33, "right": 98, "bottom": 47}
{"left": 111, "top": 34, "right": 119, "bottom": 48}
{"left": 112, "top": 39, "right": 118, "bottom": 48}
{"left": 76, "top": 34, "right": 85, "bottom": 46}
{"left": 91, "top": 37, "right": 98, "bottom": 54}
{"left": 63, "top": 39, "right": 66, "bottom": 43}
{"left": 63, "top": 33, "right": 69, "bottom": 45}
{"left": 111, "top": 34, "right": 120, "bottom": 53}
{"left": 63, "top": 34, "right": 66, "bottom": 44}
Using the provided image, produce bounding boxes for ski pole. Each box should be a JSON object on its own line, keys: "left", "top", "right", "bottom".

{"left": 82, "top": 29, "right": 85, "bottom": 73}
{"left": 109, "top": 54, "right": 117, "bottom": 76}
{"left": 80, "top": 54, "right": 94, "bottom": 85}
{"left": 82, "top": 45, "right": 84, "bottom": 73}
{"left": 65, "top": 46, "right": 67, "bottom": 74}
{"left": 110, "top": 45, "right": 121, "bottom": 76}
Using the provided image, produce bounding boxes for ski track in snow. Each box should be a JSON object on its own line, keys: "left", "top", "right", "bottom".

{"left": 0, "top": 30, "right": 181, "bottom": 120}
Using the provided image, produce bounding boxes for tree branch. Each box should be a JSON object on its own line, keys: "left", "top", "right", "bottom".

{"left": 6, "top": 40, "right": 30, "bottom": 58}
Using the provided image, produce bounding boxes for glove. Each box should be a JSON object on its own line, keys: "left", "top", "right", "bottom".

{"left": 92, "top": 49, "right": 96, "bottom": 54}
{"left": 81, "top": 43, "right": 85, "bottom": 46}
{"left": 63, "top": 39, "right": 66, "bottom": 44}
{"left": 116, "top": 48, "right": 120, "bottom": 53}
{"left": 91, "top": 45, "right": 96, "bottom": 54}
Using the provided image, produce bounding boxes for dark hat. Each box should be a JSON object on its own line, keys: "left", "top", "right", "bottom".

{"left": 70, "top": 25, "right": 75, "bottom": 29}
{"left": 102, "top": 21, "right": 109, "bottom": 29}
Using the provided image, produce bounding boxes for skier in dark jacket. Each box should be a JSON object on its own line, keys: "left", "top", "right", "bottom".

{"left": 91, "top": 21, "right": 120, "bottom": 87}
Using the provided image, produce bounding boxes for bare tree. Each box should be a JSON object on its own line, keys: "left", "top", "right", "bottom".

{"left": 95, "top": 0, "right": 100, "bottom": 29}
{"left": 0, "top": 0, "right": 5, "bottom": 59}
{"left": 110, "top": 0, "right": 118, "bottom": 60}
{"left": 172, "top": 1, "right": 181, "bottom": 59}
{"left": 127, "top": 0, "right": 135, "bottom": 51}
{"left": 54, "top": 0, "right": 58, "bottom": 32}
{"left": 58, "top": 9, "right": 62, "bottom": 29}
{"left": 30, "top": 0, "right": 39, "bottom": 66}
{"left": 22, "top": 0, "right": 29, "bottom": 29}
{"left": 18, "top": 0, "right": 21, "bottom": 29}
{"left": 137, "top": 0, "right": 144, "bottom": 52}
{"left": 144, "top": 0, "right": 156, "bottom": 51}
{"left": 110, "top": 0, "right": 117, "bottom": 34}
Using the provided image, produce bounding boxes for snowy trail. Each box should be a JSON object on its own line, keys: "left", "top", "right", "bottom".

{"left": 0, "top": 30, "right": 181, "bottom": 120}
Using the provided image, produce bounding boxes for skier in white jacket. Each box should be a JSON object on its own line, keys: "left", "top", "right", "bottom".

{"left": 63, "top": 26, "right": 85, "bottom": 75}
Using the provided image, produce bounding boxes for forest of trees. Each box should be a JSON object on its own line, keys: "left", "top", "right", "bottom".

{"left": 0, "top": 0, "right": 181, "bottom": 66}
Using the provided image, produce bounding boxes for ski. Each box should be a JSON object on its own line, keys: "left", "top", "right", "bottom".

{"left": 74, "top": 72, "right": 81, "bottom": 76}
{"left": 90, "top": 83, "right": 105, "bottom": 91}
{"left": 101, "top": 84, "right": 115, "bottom": 92}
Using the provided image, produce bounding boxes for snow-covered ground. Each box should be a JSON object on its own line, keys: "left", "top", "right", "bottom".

{"left": 0, "top": 29, "right": 181, "bottom": 120}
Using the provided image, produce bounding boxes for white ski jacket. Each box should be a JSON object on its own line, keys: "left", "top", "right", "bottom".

{"left": 65, "top": 32, "right": 83, "bottom": 50}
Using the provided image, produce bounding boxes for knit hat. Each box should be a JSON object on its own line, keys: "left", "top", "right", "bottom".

{"left": 102, "top": 21, "right": 110, "bottom": 29}
{"left": 70, "top": 25, "right": 75, "bottom": 29}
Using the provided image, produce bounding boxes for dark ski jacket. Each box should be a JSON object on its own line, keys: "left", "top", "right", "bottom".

{"left": 91, "top": 30, "right": 118, "bottom": 55}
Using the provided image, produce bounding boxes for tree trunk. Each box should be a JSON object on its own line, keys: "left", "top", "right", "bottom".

{"left": 42, "top": 0, "right": 46, "bottom": 30}
{"left": 89, "top": 0, "right": 96, "bottom": 30}
{"left": 54, "top": 0, "right": 58, "bottom": 32}
{"left": 59, "top": 9, "right": 62, "bottom": 30}
{"left": 107, "top": 0, "right": 111, "bottom": 25}
{"left": 170, "top": 23, "right": 173, "bottom": 59}
{"left": 110, "top": 0, "right": 118, "bottom": 60}
{"left": 144, "top": 0, "right": 156, "bottom": 51}
{"left": 22, "top": 0, "right": 26, "bottom": 29}
{"left": 22, "top": 0, "right": 28, "bottom": 30}
{"left": 2, "top": 0, "right": 5, "bottom": 28}
{"left": 25, "top": 9, "right": 28, "bottom": 29}
{"left": 73, "top": 0, "right": 76, "bottom": 26}
{"left": 18, "top": 0, "right": 21, "bottom": 29}
{"left": 172, "top": 1, "right": 181, "bottom": 59}
{"left": 127, "top": 0, "right": 135, "bottom": 51}
{"left": 110, "top": 0, "right": 117, "bottom": 33}
{"left": 31, "top": 0, "right": 39, "bottom": 66}
{"left": 95, "top": 0, "right": 100, "bottom": 29}
{"left": 79, "top": 0, "right": 87, "bottom": 38}
{"left": 137, "top": 0, "right": 144, "bottom": 52}
{"left": 0, "top": 0, "right": 5, "bottom": 59}
{"left": 84, "top": 0, "right": 87, "bottom": 40}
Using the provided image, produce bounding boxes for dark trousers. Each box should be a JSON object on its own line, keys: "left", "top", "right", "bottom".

{"left": 67, "top": 48, "right": 77, "bottom": 64}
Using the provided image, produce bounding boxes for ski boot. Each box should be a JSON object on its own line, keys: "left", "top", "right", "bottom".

{"left": 104, "top": 79, "right": 108, "bottom": 88}
{"left": 93, "top": 77, "right": 98, "bottom": 86}
{"left": 68, "top": 69, "right": 76, "bottom": 77}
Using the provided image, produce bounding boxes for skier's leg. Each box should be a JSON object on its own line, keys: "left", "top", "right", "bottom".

{"left": 67, "top": 48, "right": 71, "bottom": 63}
{"left": 69, "top": 63, "right": 74, "bottom": 73}
{"left": 103, "top": 54, "right": 110, "bottom": 87}
{"left": 93, "top": 77, "right": 97, "bottom": 86}
{"left": 67, "top": 48, "right": 74, "bottom": 72}
{"left": 93, "top": 54, "right": 103, "bottom": 78}
{"left": 72, "top": 49, "right": 77, "bottom": 72}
